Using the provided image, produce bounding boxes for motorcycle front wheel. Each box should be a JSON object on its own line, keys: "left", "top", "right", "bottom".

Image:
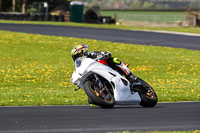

{"left": 83, "top": 80, "right": 114, "bottom": 108}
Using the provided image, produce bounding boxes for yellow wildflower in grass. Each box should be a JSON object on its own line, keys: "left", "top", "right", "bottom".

{"left": 191, "top": 89, "right": 195, "bottom": 93}
{"left": 0, "top": 70, "right": 5, "bottom": 73}
{"left": 10, "top": 99, "right": 15, "bottom": 103}
{"left": 195, "top": 130, "right": 200, "bottom": 133}
{"left": 24, "top": 94, "right": 31, "bottom": 98}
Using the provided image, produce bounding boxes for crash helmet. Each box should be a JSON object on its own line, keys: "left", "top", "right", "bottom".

{"left": 71, "top": 44, "right": 89, "bottom": 61}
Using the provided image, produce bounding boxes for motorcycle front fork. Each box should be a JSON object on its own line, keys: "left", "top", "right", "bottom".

{"left": 94, "top": 73, "right": 104, "bottom": 89}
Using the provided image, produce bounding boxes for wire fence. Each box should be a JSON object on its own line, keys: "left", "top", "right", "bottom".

{"left": 117, "top": 14, "right": 186, "bottom": 24}
{"left": 100, "top": 10, "right": 187, "bottom": 26}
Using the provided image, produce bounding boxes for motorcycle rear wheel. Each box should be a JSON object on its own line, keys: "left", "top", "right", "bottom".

{"left": 84, "top": 80, "right": 114, "bottom": 108}
{"left": 137, "top": 78, "right": 157, "bottom": 107}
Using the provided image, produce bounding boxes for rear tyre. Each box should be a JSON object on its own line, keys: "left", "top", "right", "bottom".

{"left": 137, "top": 78, "right": 157, "bottom": 107}
{"left": 84, "top": 80, "right": 114, "bottom": 108}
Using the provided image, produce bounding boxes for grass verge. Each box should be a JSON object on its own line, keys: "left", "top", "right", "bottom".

{"left": 0, "top": 30, "right": 199, "bottom": 106}
{"left": 0, "top": 20, "right": 200, "bottom": 34}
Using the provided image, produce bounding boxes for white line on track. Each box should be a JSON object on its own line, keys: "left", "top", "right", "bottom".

{"left": 134, "top": 30, "right": 200, "bottom": 37}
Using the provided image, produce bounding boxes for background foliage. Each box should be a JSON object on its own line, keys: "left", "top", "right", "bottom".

{"left": 83, "top": 0, "right": 200, "bottom": 10}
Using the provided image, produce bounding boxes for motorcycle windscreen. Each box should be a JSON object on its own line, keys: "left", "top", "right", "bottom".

{"left": 75, "top": 56, "right": 87, "bottom": 68}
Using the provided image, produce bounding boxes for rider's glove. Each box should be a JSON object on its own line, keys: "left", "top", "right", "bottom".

{"left": 100, "top": 51, "right": 112, "bottom": 60}
{"left": 104, "top": 51, "right": 112, "bottom": 58}
{"left": 88, "top": 51, "right": 112, "bottom": 61}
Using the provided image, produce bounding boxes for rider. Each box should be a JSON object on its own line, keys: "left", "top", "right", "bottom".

{"left": 71, "top": 44, "right": 137, "bottom": 86}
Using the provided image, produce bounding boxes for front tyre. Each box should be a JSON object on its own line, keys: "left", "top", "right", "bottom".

{"left": 137, "top": 78, "right": 157, "bottom": 107}
{"left": 84, "top": 80, "right": 114, "bottom": 108}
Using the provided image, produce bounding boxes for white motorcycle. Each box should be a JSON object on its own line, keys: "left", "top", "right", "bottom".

{"left": 70, "top": 56, "right": 157, "bottom": 108}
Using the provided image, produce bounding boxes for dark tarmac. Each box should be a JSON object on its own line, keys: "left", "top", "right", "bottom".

{"left": 0, "top": 23, "right": 199, "bottom": 50}
{"left": 0, "top": 102, "right": 200, "bottom": 133}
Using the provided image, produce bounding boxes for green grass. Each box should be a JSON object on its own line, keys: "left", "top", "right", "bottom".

{"left": 1, "top": 20, "right": 200, "bottom": 34}
{"left": 0, "top": 30, "right": 200, "bottom": 106}
{"left": 100, "top": 11, "right": 186, "bottom": 23}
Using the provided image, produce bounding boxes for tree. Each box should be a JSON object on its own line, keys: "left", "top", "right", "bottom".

{"left": 22, "top": 0, "right": 26, "bottom": 13}
{"left": 12, "top": 0, "right": 15, "bottom": 12}
{"left": 0, "top": 0, "right": 70, "bottom": 13}
{"left": 0, "top": 0, "right": 1, "bottom": 11}
{"left": 129, "top": 0, "right": 142, "bottom": 9}
{"left": 142, "top": 1, "right": 154, "bottom": 9}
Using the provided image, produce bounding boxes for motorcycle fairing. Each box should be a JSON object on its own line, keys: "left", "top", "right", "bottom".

{"left": 91, "top": 68, "right": 141, "bottom": 105}
{"left": 71, "top": 57, "right": 141, "bottom": 105}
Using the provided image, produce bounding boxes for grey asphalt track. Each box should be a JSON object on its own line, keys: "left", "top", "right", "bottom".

{"left": 0, "top": 102, "right": 200, "bottom": 133}
{"left": 0, "top": 23, "right": 200, "bottom": 50}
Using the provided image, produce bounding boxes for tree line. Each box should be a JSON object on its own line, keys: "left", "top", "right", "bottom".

{"left": 83, "top": 0, "right": 200, "bottom": 10}
{"left": 0, "top": 0, "right": 70, "bottom": 13}
{"left": 0, "top": 0, "right": 199, "bottom": 13}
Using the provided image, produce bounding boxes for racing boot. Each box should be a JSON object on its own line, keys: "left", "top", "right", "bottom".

{"left": 128, "top": 74, "right": 139, "bottom": 90}
{"left": 128, "top": 74, "right": 138, "bottom": 85}
{"left": 129, "top": 74, "right": 147, "bottom": 92}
